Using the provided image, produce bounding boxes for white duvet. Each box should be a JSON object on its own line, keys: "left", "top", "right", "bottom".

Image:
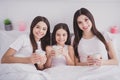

{"left": 0, "top": 64, "right": 120, "bottom": 80}
{"left": 0, "top": 64, "right": 51, "bottom": 80}
{"left": 44, "top": 65, "right": 120, "bottom": 80}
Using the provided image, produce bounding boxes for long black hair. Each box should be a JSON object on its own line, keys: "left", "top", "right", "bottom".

{"left": 73, "top": 8, "right": 108, "bottom": 59}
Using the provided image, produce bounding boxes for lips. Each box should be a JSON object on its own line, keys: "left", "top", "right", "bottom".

{"left": 36, "top": 32, "right": 44, "bottom": 38}
{"left": 83, "top": 26, "right": 88, "bottom": 30}
{"left": 57, "top": 39, "right": 66, "bottom": 43}
{"left": 58, "top": 40, "right": 64, "bottom": 42}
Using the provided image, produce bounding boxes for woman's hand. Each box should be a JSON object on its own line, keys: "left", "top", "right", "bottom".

{"left": 87, "top": 55, "right": 102, "bottom": 66}
{"left": 47, "top": 50, "right": 56, "bottom": 58}
{"left": 62, "top": 48, "right": 69, "bottom": 57}
{"left": 29, "top": 53, "right": 47, "bottom": 65}
{"left": 39, "top": 54, "right": 47, "bottom": 65}
{"left": 87, "top": 55, "right": 95, "bottom": 66}
{"left": 94, "top": 58, "right": 103, "bottom": 66}
{"left": 29, "top": 53, "right": 41, "bottom": 64}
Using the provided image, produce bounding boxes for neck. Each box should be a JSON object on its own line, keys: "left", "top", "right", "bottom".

{"left": 82, "top": 31, "right": 94, "bottom": 39}
{"left": 57, "top": 44, "right": 65, "bottom": 47}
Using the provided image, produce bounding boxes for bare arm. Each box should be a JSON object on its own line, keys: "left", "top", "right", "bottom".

{"left": 1, "top": 48, "right": 31, "bottom": 63}
{"left": 102, "top": 41, "right": 119, "bottom": 65}
{"left": 75, "top": 56, "right": 89, "bottom": 66}
{"left": 1, "top": 48, "right": 45, "bottom": 65}
{"left": 64, "top": 45, "right": 75, "bottom": 65}
{"left": 45, "top": 46, "right": 55, "bottom": 68}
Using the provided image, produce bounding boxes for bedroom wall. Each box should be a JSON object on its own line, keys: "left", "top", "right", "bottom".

{"left": 0, "top": 0, "right": 120, "bottom": 33}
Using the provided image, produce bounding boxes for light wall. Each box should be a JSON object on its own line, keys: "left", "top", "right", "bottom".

{"left": 0, "top": 0, "right": 120, "bottom": 33}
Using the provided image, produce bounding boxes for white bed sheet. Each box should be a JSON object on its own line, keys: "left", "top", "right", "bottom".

{"left": 44, "top": 65, "right": 120, "bottom": 80}
{"left": 0, "top": 64, "right": 120, "bottom": 80}
{"left": 0, "top": 64, "right": 51, "bottom": 80}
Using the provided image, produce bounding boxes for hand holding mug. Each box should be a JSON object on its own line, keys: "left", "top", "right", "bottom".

{"left": 92, "top": 53, "right": 102, "bottom": 66}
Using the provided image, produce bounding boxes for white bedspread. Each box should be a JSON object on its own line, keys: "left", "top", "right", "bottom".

{"left": 44, "top": 65, "right": 120, "bottom": 80}
{"left": 0, "top": 64, "right": 51, "bottom": 80}
{"left": 0, "top": 64, "right": 120, "bottom": 80}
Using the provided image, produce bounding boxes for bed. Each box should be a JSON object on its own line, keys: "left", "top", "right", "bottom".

{"left": 0, "top": 30, "right": 120, "bottom": 80}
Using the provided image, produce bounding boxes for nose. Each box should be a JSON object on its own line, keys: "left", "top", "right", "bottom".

{"left": 82, "top": 22, "right": 87, "bottom": 27}
{"left": 60, "top": 35, "right": 64, "bottom": 39}
{"left": 39, "top": 29, "right": 43, "bottom": 33}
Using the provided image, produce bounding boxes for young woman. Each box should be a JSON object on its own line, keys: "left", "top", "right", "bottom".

{"left": 72, "top": 8, "right": 119, "bottom": 66}
{"left": 1, "top": 16, "right": 50, "bottom": 70}
{"left": 45, "top": 23, "right": 75, "bottom": 68}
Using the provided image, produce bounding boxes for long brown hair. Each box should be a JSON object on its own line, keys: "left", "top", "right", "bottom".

{"left": 52, "top": 23, "right": 71, "bottom": 45}
{"left": 29, "top": 16, "right": 50, "bottom": 69}
{"left": 30, "top": 16, "right": 50, "bottom": 52}
{"left": 73, "top": 8, "right": 109, "bottom": 59}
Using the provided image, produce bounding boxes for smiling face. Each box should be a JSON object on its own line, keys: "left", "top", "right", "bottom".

{"left": 55, "top": 28, "right": 68, "bottom": 46}
{"left": 33, "top": 21, "right": 48, "bottom": 41}
{"left": 77, "top": 15, "right": 92, "bottom": 33}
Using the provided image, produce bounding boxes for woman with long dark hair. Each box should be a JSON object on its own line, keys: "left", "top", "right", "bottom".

{"left": 2, "top": 16, "right": 50, "bottom": 70}
{"left": 72, "top": 8, "right": 118, "bottom": 66}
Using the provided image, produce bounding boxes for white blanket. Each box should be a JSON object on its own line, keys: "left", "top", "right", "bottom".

{"left": 0, "top": 64, "right": 120, "bottom": 80}
{"left": 0, "top": 64, "right": 51, "bottom": 80}
{"left": 44, "top": 65, "right": 120, "bottom": 80}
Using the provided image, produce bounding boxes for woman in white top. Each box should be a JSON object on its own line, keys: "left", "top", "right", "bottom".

{"left": 72, "top": 8, "right": 119, "bottom": 66}
{"left": 45, "top": 23, "right": 75, "bottom": 68}
{"left": 1, "top": 16, "right": 51, "bottom": 70}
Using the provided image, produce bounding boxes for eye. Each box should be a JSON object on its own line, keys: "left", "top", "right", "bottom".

{"left": 56, "top": 33, "right": 60, "bottom": 36}
{"left": 63, "top": 33, "right": 67, "bottom": 36}
{"left": 77, "top": 21, "right": 82, "bottom": 24}
{"left": 36, "top": 25, "right": 40, "bottom": 28}
{"left": 85, "top": 18, "right": 88, "bottom": 22}
{"left": 43, "top": 27, "right": 47, "bottom": 31}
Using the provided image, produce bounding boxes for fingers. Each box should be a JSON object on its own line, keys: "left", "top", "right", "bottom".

{"left": 87, "top": 56, "right": 95, "bottom": 66}
{"left": 30, "top": 54, "right": 46, "bottom": 64}
{"left": 40, "top": 56, "right": 47, "bottom": 64}
{"left": 94, "top": 59, "right": 102, "bottom": 66}
{"left": 29, "top": 54, "right": 36, "bottom": 64}
{"left": 62, "top": 48, "right": 68, "bottom": 56}
{"left": 47, "top": 50, "right": 55, "bottom": 57}
{"left": 87, "top": 55, "right": 102, "bottom": 66}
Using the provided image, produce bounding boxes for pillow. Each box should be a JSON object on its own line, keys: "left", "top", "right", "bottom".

{"left": 0, "top": 30, "right": 26, "bottom": 62}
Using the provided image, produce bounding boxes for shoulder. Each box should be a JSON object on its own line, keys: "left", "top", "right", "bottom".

{"left": 101, "top": 31, "right": 112, "bottom": 42}
{"left": 71, "top": 35, "right": 75, "bottom": 45}
{"left": 101, "top": 31, "right": 109, "bottom": 36}
{"left": 17, "top": 34, "right": 29, "bottom": 40}
{"left": 71, "top": 35, "right": 75, "bottom": 40}
{"left": 100, "top": 31, "right": 110, "bottom": 37}
{"left": 67, "top": 45, "right": 74, "bottom": 55}
{"left": 13, "top": 34, "right": 30, "bottom": 45}
{"left": 68, "top": 45, "right": 74, "bottom": 50}
{"left": 12, "top": 34, "right": 28, "bottom": 42}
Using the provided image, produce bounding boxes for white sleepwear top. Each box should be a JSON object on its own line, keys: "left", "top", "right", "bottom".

{"left": 10, "top": 34, "right": 44, "bottom": 57}
{"left": 51, "top": 45, "right": 68, "bottom": 67}
{"left": 71, "top": 32, "right": 111, "bottom": 62}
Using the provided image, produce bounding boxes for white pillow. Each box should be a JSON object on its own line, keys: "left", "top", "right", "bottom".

{"left": 0, "top": 30, "right": 26, "bottom": 62}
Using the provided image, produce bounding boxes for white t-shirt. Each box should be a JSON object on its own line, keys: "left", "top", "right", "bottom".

{"left": 71, "top": 32, "right": 112, "bottom": 62}
{"left": 10, "top": 34, "right": 33, "bottom": 57}
{"left": 51, "top": 45, "right": 68, "bottom": 67}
